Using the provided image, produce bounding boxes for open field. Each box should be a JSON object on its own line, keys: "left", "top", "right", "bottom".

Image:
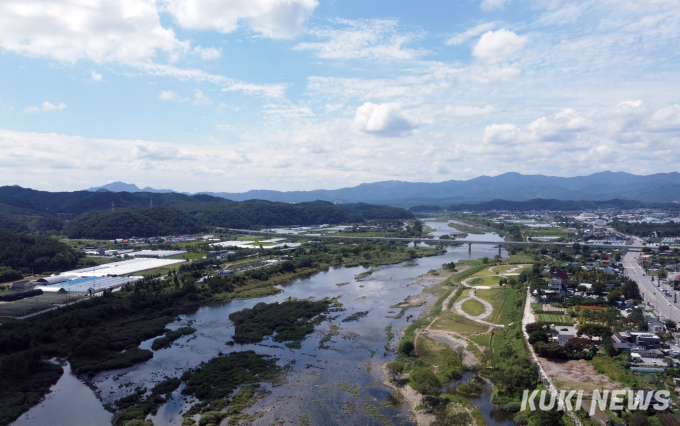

{"left": 475, "top": 288, "right": 515, "bottom": 324}
{"left": 416, "top": 334, "right": 456, "bottom": 366}
{"left": 461, "top": 299, "right": 486, "bottom": 316}
{"left": 537, "top": 313, "right": 573, "bottom": 324}
{"left": 431, "top": 313, "right": 489, "bottom": 334}
{"left": 467, "top": 275, "right": 503, "bottom": 286}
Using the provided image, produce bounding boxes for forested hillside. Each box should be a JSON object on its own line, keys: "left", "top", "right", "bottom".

{"left": 0, "top": 229, "right": 81, "bottom": 280}
{"left": 62, "top": 207, "right": 205, "bottom": 239}
{"left": 612, "top": 220, "right": 680, "bottom": 237}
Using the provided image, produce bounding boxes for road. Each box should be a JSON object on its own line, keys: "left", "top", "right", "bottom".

{"left": 228, "top": 228, "right": 640, "bottom": 250}
{"left": 623, "top": 252, "right": 680, "bottom": 323}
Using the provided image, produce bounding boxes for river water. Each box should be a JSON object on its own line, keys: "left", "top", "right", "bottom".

{"left": 14, "top": 226, "right": 510, "bottom": 426}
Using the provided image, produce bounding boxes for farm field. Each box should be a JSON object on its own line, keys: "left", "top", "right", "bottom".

{"left": 537, "top": 313, "right": 573, "bottom": 324}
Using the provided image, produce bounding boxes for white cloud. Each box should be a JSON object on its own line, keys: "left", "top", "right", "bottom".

{"left": 483, "top": 123, "right": 519, "bottom": 144}
{"left": 163, "top": 0, "right": 318, "bottom": 38}
{"left": 42, "top": 101, "right": 67, "bottom": 111}
{"left": 526, "top": 108, "right": 592, "bottom": 140}
{"left": 24, "top": 102, "right": 67, "bottom": 113}
{"left": 22, "top": 106, "right": 40, "bottom": 114}
{"left": 132, "top": 63, "right": 287, "bottom": 98}
{"left": 443, "top": 105, "right": 495, "bottom": 117}
{"left": 158, "top": 90, "right": 178, "bottom": 101}
{"left": 446, "top": 22, "right": 496, "bottom": 45}
{"left": 91, "top": 71, "right": 103, "bottom": 81}
{"left": 650, "top": 104, "right": 680, "bottom": 131}
{"left": 480, "top": 0, "right": 510, "bottom": 12}
{"left": 294, "top": 19, "right": 427, "bottom": 61}
{"left": 472, "top": 29, "right": 528, "bottom": 61}
{"left": 193, "top": 45, "right": 221, "bottom": 60}
{"left": 352, "top": 102, "right": 419, "bottom": 137}
{"left": 0, "top": 0, "right": 185, "bottom": 62}
{"left": 192, "top": 89, "right": 212, "bottom": 105}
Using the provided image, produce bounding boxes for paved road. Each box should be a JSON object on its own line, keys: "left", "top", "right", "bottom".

{"left": 623, "top": 252, "right": 680, "bottom": 323}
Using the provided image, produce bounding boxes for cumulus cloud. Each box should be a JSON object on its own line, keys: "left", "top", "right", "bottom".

{"left": 163, "top": 0, "right": 318, "bottom": 38}
{"left": 472, "top": 29, "right": 528, "bottom": 61}
{"left": 158, "top": 90, "right": 178, "bottom": 101}
{"left": 23, "top": 101, "right": 67, "bottom": 113}
{"left": 526, "top": 108, "right": 592, "bottom": 140}
{"left": 353, "top": 102, "right": 419, "bottom": 137}
{"left": 91, "top": 71, "right": 103, "bottom": 81}
{"left": 446, "top": 22, "right": 496, "bottom": 45}
{"left": 650, "top": 104, "right": 680, "bottom": 131}
{"left": 294, "top": 19, "right": 427, "bottom": 61}
{"left": 483, "top": 123, "right": 520, "bottom": 144}
{"left": 0, "top": 0, "right": 185, "bottom": 62}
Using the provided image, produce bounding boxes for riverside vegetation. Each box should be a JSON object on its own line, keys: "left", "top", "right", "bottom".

{"left": 0, "top": 239, "right": 442, "bottom": 426}
{"left": 389, "top": 255, "right": 552, "bottom": 426}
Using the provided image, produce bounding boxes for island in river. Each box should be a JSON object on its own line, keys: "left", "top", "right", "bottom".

{"left": 5, "top": 227, "right": 540, "bottom": 426}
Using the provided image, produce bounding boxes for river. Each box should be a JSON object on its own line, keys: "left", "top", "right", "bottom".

{"left": 14, "top": 227, "right": 511, "bottom": 426}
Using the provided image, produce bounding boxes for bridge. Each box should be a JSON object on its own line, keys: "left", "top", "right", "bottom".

{"left": 227, "top": 228, "right": 638, "bottom": 255}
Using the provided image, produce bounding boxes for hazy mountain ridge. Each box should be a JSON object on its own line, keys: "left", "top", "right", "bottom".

{"left": 85, "top": 172, "right": 680, "bottom": 205}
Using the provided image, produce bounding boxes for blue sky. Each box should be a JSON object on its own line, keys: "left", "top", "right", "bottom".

{"left": 1, "top": 0, "right": 679, "bottom": 193}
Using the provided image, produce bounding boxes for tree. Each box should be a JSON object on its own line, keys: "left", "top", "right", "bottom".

{"left": 386, "top": 361, "right": 404, "bottom": 380}
{"left": 410, "top": 368, "right": 440, "bottom": 395}
{"left": 531, "top": 407, "right": 565, "bottom": 426}
{"left": 628, "top": 412, "right": 651, "bottom": 426}
{"left": 400, "top": 341, "right": 415, "bottom": 357}
{"left": 482, "top": 257, "right": 489, "bottom": 264}
{"left": 407, "top": 249, "right": 417, "bottom": 260}
{"left": 666, "top": 320, "right": 677, "bottom": 330}
{"left": 442, "top": 262, "right": 456, "bottom": 271}
{"left": 658, "top": 269, "right": 669, "bottom": 280}
{"left": 481, "top": 347, "right": 494, "bottom": 368}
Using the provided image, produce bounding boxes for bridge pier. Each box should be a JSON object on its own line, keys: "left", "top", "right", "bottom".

{"left": 468, "top": 243, "right": 472, "bottom": 252}
{"left": 498, "top": 244, "right": 502, "bottom": 256}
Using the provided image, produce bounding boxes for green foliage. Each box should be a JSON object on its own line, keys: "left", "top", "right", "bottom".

{"left": 0, "top": 229, "right": 81, "bottom": 274}
{"left": 400, "top": 341, "right": 415, "bottom": 356}
{"left": 410, "top": 367, "right": 441, "bottom": 395}
{"left": 63, "top": 207, "right": 204, "bottom": 239}
{"left": 386, "top": 361, "right": 404, "bottom": 380}
{"left": 180, "top": 351, "right": 281, "bottom": 401}
{"left": 612, "top": 219, "right": 680, "bottom": 238}
{"left": 151, "top": 327, "right": 196, "bottom": 351}
{"left": 456, "top": 382, "right": 482, "bottom": 395}
{"left": 0, "top": 266, "right": 22, "bottom": 283}
{"left": 228, "top": 300, "right": 332, "bottom": 344}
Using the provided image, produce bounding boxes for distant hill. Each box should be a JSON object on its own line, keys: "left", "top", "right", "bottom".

{"left": 0, "top": 186, "right": 413, "bottom": 238}
{"left": 0, "top": 229, "right": 81, "bottom": 275}
{"left": 86, "top": 172, "right": 680, "bottom": 206}
{"left": 87, "top": 181, "right": 175, "bottom": 193}
{"left": 436, "top": 198, "right": 679, "bottom": 212}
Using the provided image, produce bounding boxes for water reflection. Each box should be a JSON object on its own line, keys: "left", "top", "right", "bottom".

{"left": 12, "top": 362, "right": 112, "bottom": 426}
{"left": 15, "top": 233, "right": 509, "bottom": 425}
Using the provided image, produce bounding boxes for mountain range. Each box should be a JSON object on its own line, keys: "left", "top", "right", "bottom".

{"left": 87, "top": 172, "right": 680, "bottom": 206}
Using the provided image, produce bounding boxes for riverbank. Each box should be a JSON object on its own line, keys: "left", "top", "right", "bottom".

{"left": 388, "top": 256, "right": 533, "bottom": 425}
{"left": 0, "top": 240, "right": 443, "bottom": 426}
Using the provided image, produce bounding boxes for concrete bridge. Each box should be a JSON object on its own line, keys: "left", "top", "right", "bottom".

{"left": 227, "top": 228, "right": 638, "bottom": 255}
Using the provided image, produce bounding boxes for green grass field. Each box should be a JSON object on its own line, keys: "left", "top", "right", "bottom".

{"left": 467, "top": 275, "right": 503, "bottom": 286}
{"left": 537, "top": 313, "right": 572, "bottom": 324}
{"left": 461, "top": 299, "right": 486, "bottom": 316}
